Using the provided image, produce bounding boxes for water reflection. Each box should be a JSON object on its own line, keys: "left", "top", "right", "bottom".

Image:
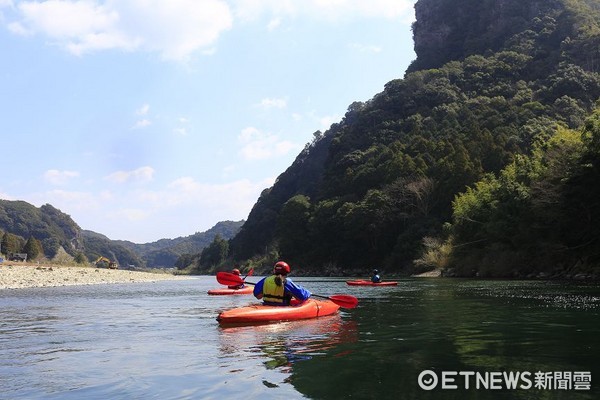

{"left": 286, "top": 279, "right": 600, "bottom": 400}
{"left": 1, "top": 278, "right": 599, "bottom": 399}
{"left": 218, "top": 314, "right": 359, "bottom": 372}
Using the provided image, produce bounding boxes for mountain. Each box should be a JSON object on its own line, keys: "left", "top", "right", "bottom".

{"left": 0, "top": 200, "right": 83, "bottom": 258}
{"left": 81, "top": 230, "right": 144, "bottom": 268}
{"left": 229, "top": 0, "right": 600, "bottom": 277}
{"left": 0, "top": 198, "right": 242, "bottom": 269}
{"left": 115, "top": 220, "right": 244, "bottom": 268}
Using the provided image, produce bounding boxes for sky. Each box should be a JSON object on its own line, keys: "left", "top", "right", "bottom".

{"left": 0, "top": 0, "right": 417, "bottom": 243}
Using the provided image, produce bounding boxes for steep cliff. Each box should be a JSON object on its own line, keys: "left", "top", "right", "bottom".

{"left": 408, "top": 0, "right": 599, "bottom": 73}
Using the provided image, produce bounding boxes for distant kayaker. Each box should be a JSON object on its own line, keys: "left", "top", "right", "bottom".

{"left": 371, "top": 269, "right": 382, "bottom": 283}
{"left": 253, "top": 261, "right": 311, "bottom": 306}
{"left": 228, "top": 268, "right": 245, "bottom": 289}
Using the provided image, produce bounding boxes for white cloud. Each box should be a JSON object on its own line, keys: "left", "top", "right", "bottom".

{"left": 349, "top": 42, "right": 382, "bottom": 53}
{"left": 38, "top": 189, "right": 101, "bottom": 213}
{"left": 136, "top": 103, "right": 150, "bottom": 115}
{"left": 3, "top": 0, "right": 413, "bottom": 60}
{"left": 104, "top": 166, "right": 155, "bottom": 184}
{"left": 238, "top": 126, "right": 299, "bottom": 160}
{"left": 267, "top": 17, "right": 280, "bottom": 31}
{"left": 116, "top": 176, "right": 271, "bottom": 221}
{"left": 43, "top": 169, "right": 80, "bottom": 185}
{"left": 6, "top": 0, "right": 233, "bottom": 61}
{"left": 131, "top": 104, "right": 151, "bottom": 128}
{"left": 108, "top": 176, "right": 272, "bottom": 240}
{"left": 13, "top": 1, "right": 119, "bottom": 38}
{"left": 0, "top": 192, "right": 16, "bottom": 200}
{"left": 234, "top": 0, "right": 415, "bottom": 23}
{"left": 257, "top": 97, "right": 287, "bottom": 109}
{"left": 222, "top": 164, "right": 235, "bottom": 176}
{"left": 132, "top": 119, "right": 151, "bottom": 129}
{"left": 173, "top": 117, "right": 190, "bottom": 135}
{"left": 164, "top": 176, "right": 272, "bottom": 210}
{"left": 303, "top": 110, "right": 341, "bottom": 131}
{"left": 109, "top": 207, "right": 149, "bottom": 221}
{"left": 17, "top": 175, "right": 272, "bottom": 242}
{"left": 318, "top": 114, "right": 340, "bottom": 130}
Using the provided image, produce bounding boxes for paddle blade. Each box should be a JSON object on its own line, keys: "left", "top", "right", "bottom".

{"left": 328, "top": 294, "right": 359, "bottom": 309}
{"left": 245, "top": 268, "right": 254, "bottom": 277}
{"left": 216, "top": 271, "right": 245, "bottom": 286}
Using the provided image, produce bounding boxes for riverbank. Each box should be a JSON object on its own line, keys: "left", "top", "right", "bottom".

{"left": 411, "top": 268, "right": 442, "bottom": 277}
{"left": 0, "top": 263, "right": 190, "bottom": 290}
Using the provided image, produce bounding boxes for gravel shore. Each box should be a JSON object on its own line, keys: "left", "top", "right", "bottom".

{"left": 0, "top": 263, "right": 190, "bottom": 290}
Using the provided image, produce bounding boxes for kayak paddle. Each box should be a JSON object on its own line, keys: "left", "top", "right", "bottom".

{"left": 243, "top": 268, "right": 254, "bottom": 280}
{"left": 216, "top": 271, "right": 359, "bottom": 309}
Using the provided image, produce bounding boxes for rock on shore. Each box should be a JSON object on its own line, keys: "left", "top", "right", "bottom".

{"left": 0, "top": 264, "right": 189, "bottom": 290}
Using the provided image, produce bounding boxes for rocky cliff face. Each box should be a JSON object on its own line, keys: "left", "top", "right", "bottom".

{"left": 407, "top": 0, "right": 563, "bottom": 72}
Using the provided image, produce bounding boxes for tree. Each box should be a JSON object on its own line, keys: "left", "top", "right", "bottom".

{"left": 276, "top": 195, "right": 312, "bottom": 264}
{"left": 1, "top": 232, "right": 23, "bottom": 255}
{"left": 175, "top": 253, "right": 196, "bottom": 270}
{"left": 199, "top": 235, "right": 229, "bottom": 269}
{"left": 74, "top": 252, "right": 87, "bottom": 264}
{"left": 23, "top": 237, "right": 44, "bottom": 260}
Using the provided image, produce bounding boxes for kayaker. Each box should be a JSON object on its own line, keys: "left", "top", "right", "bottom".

{"left": 253, "top": 261, "right": 311, "bottom": 306}
{"left": 371, "top": 269, "right": 382, "bottom": 283}
{"left": 228, "top": 268, "right": 245, "bottom": 289}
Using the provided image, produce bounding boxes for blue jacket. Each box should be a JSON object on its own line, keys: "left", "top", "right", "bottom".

{"left": 253, "top": 276, "right": 311, "bottom": 305}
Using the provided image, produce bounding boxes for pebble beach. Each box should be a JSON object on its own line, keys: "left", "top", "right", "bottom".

{"left": 0, "top": 263, "right": 190, "bottom": 290}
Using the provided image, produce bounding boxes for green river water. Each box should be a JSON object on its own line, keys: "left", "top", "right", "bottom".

{"left": 0, "top": 277, "right": 598, "bottom": 399}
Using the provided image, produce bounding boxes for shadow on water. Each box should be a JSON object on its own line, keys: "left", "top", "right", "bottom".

{"left": 283, "top": 279, "right": 600, "bottom": 400}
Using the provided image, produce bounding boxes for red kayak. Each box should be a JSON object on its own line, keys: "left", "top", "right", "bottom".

{"left": 346, "top": 280, "right": 398, "bottom": 286}
{"left": 207, "top": 286, "right": 254, "bottom": 295}
{"left": 217, "top": 299, "right": 340, "bottom": 324}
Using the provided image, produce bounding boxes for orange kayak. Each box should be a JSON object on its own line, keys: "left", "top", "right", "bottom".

{"left": 207, "top": 286, "right": 254, "bottom": 295}
{"left": 346, "top": 280, "right": 398, "bottom": 286}
{"left": 217, "top": 299, "right": 340, "bottom": 324}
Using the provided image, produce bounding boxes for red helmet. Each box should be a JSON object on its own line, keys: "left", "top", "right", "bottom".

{"left": 273, "top": 261, "right": 291, "bottom": 275}
{"left": 232, "top": 268, "right": 240, "bottom": 275}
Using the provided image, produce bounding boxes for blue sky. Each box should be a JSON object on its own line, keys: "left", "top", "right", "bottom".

{"left": 0, "top": 0, "right": 417, "bottom": 243}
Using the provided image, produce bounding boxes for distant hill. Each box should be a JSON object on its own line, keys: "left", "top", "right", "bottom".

{"left": 114, "top": 220, "right": 244, "bottom": 268}
{"left": 81, "top": 230, "right": 144, "bottom": 268}
{"left": 0, "top": 198, "right": 243, "bottom": 269}
{"left": 0, "top": 200, "right": 83, "bottom": 257}
{"left": 0, "top": 199, "right": 143, "bottom": 266}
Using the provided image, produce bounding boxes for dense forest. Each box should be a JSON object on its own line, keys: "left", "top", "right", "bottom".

{"left": 222, "top": 0, "right": 600, "bottom": 278}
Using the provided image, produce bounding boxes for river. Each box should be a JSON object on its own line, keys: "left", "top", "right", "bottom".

{"left": 0, "top": 277, "right": 598, "bottom": 399}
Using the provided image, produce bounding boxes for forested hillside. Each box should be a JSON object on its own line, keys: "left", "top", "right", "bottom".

{"left": 229, "top": 0, "right": 600, "bottom": 278}
{"left": 116, "top": 220, "right": 243, "bottom": 268}
{"left": 0, "top": 200, "right": 83, "bottom": 258}
{"left": 0, "top": 198, "right": 241, "bottom": 269}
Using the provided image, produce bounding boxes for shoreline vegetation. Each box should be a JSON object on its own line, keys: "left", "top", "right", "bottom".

{"left": 5, "top": 261, "right": 595, "bottom": 291}
{"left": 0, "top": 262, "right": 190, "bottom": 290}
{"left": 0, "top": 261, "right": 444, "bottom": 291}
